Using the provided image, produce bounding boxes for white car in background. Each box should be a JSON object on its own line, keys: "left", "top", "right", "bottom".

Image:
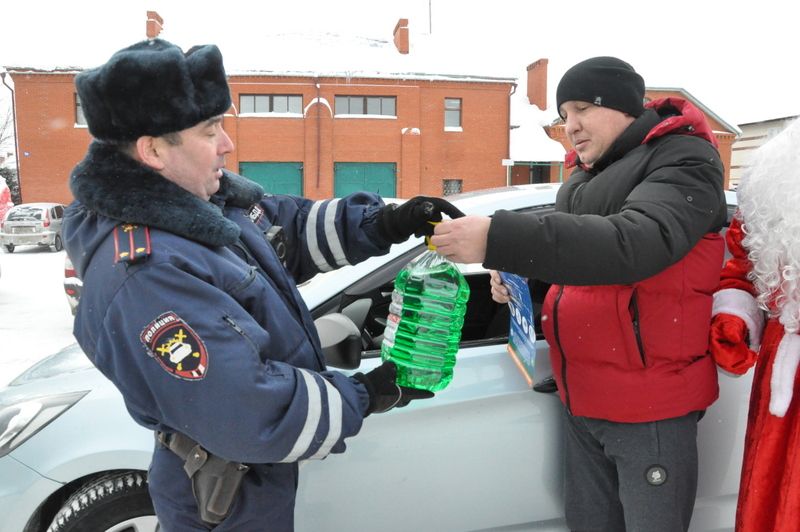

{"left": 0, "top": 184, "right": 745, "bottom": 532}
{"left": 0, "top": 202, "right": 66, "bottom": 253}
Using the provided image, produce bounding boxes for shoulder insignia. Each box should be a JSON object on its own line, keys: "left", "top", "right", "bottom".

{"left": 140, "top": 311, "right": 209, "bottom": 380}
{"left": 114, "top": 223, "right": 151, "bottom": 264}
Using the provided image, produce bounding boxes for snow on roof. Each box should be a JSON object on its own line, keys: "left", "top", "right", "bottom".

{"left": 224, "top": 32, "right": 517, "bottom": 82}
{"left": 5, "top": 31, "right": 517, "bottom": 84}
{"left": 509, "top": 91, "right": 565, "bottom": 162}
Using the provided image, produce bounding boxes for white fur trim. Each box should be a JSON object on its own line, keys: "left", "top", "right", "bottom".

{"left": 712, "top": 288, "right": 764, "bottom": 350}
{"left": 770, "top": 333, "right": 800, "bottom": 417}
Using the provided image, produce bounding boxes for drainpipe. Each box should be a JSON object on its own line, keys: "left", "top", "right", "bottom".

{"left": 315, "top": 79, "right": 321, "bottom": 190}
{"left": 1, "top": 72, "right": 21, "bottom": 201}
{"left": 506, "top": 83, "right": 518, "bottom": 186}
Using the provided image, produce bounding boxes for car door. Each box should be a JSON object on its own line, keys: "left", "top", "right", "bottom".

{"left": 295, "top": 204, "right": 566, "bottom": 532}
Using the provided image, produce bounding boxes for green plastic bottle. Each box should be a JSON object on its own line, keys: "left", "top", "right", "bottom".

{"left": 380, "top": 246, "right": 470, "bottom": 391}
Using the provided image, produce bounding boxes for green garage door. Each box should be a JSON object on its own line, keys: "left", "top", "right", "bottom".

{"left": 334, "top": 162, "right": 396, "bottom": 198}
{"left": 239, "top": 162, "right": 303, "bottom": 196}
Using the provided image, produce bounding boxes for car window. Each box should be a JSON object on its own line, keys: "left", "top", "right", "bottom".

{"left": 312, "top": 202, "right": 556, "bottom": 358}
{"left": 6, "top": 205, "right": 43, "bottom": 221}
{"left": 54, "top": 205, "right": 64, "bottom": 218}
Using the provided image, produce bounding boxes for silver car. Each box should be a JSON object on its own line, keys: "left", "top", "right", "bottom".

{"left": 0, "top": 202, "right": 66, "bottom": 253}
{"left": 0, "top": 185, "right": 745, "bottom": 532}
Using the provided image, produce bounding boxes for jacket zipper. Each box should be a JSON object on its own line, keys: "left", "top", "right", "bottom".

{"left": 230, "top": 266, "right": 258, "bottom": 296}
{"left": 629, "top": 291, "right": 647, "bottom": 365}
{"left": 222, "top": 314, "right": 259, "bottom": 356}
{"left": 552, "top": 285, "right": 571, "bottom": 413}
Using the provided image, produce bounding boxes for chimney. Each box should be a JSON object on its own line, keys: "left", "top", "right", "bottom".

{"left": 393, "top": 18, "right": 409, "bottom": 54}
{"left": 146, "top": 11, "right": 164, "bottom": 40}
{"left": 526, "top": 58, "right": 548, "bottom": 110}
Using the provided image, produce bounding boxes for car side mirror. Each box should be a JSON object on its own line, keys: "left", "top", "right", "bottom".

{"left": 314, "top": 313, "right": 363, "bottom": 369}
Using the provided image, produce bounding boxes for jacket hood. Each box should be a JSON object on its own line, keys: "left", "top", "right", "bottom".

{"left": 565, "top": 97, "right": 719, "bottom": 169}
{"left": 63, "top": 141, "right": 263, "bottom": 277}
{"left": 641, "top": 97, "right": 719, "bottom": 147}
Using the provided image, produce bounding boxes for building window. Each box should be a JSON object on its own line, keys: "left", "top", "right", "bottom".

{"left": 335, "top": 96, "right": 396, "bottom": 117}
{"left": 75, "top": 94, "right": 86, "bottom": 126}
{"left": 444, "top": 98, "right": 461, "bottom": 129}
{"left": 443, "top": 178, "right": 463, "bottom": 196}
{"left": 240, "top": 94, "right": 302, "bottom": 114}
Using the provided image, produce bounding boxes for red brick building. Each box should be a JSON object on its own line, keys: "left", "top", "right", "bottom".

{"left": 5, "top": 16, "right": 517, "bottom": 204}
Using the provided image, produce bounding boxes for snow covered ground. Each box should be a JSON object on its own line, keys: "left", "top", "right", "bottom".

{"left": 0, "top": 248, "right": 75, "bottom": 387}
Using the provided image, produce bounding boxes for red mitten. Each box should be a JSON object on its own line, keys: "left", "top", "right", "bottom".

{"left": 709, "top": 313, "right": 758, "bottom": 374}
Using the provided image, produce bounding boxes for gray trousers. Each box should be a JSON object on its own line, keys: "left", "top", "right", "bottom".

{"left": 562, "top": 405, "right": 700, "bottom": 532}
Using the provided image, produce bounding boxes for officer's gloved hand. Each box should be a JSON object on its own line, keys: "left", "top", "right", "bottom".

{"left": 354, "top": 361, "right": 434, "bottom": 415}
{"left": 377, "top": 196, "right": 465, "bottom": 243}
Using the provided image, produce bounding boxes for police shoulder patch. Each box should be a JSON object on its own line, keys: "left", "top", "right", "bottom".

{"left": 140, "top": 312, "right": 208, "bottom": 380}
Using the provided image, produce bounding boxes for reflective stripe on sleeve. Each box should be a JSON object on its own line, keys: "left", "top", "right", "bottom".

{"left": 306, "top": 199, "right": 350, "bottom": 272}
{"left": 280, "top": 369, "right": 344, "bottom": 462}
{"left": 281, "top": 369, "right": 322, "bottom": 462}
{"left": 305, "top": 201, "right": 333, "bottom": 272}
{"left": 308, "top": 377, "right": 343, "bottom": 459}
{"left": 323, "top": 199, "right": 350, "bottom": 268}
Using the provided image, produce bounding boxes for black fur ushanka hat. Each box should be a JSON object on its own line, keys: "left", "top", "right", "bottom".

{"left": 75, "top": 39, "right": 232, "bottom": 142}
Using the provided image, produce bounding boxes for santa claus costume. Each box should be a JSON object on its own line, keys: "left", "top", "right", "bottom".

{"left": 710, "top": 118, "right": 800, "bottom": 532}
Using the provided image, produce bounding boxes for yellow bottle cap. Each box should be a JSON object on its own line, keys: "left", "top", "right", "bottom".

{"left": 426, "top": 221, "right": 439, "bottom": 251}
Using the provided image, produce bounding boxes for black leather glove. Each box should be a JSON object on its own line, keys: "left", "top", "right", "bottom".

{"left": 354, "top": 361, "right": 434, "bottom": 415}
{"left": 377, "top": 196, "right": 465, "bottom": 244}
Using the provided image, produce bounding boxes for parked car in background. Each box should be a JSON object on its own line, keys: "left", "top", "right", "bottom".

{"left": 0, "top": 203, "right": 66, "bottom": 253}
{"left": 0, "top": 185, "right": 744, "bottom": 532}
{"left": 63, "top": 255, "right": 82, "bottom": 315}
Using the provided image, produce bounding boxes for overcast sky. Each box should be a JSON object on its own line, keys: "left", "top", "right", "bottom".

{"left": 1, "top": 0, "right": 797, "bottom": 127}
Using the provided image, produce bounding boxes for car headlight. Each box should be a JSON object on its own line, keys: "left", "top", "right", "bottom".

{"left": 0, "top": 391, "right": 88, "bottom": 458}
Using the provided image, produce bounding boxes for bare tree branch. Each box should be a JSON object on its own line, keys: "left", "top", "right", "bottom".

{"left": 0, "top": 106, "right": 14, "bottom": 155}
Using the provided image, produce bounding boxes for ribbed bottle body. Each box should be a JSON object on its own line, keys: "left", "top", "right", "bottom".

{"left": 380, "top": 250, "right": 470, "bottom": 391}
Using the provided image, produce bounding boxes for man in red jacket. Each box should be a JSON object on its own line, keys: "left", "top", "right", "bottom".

{"left": 708, "top": 118, "right": 800, "bottom": 532}
{"left": 432, "top": 57, "right": 726, "bottom": 531}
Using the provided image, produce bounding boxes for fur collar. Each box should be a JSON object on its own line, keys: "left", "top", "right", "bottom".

{"left": 70, "top": 141, "right": 263, "bottom": 246}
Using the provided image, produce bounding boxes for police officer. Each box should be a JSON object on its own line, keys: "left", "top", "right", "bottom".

{"left": 63, "top": 38, "right": 461, "bottom": 531}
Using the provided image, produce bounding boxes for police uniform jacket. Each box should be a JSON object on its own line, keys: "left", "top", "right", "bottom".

{"left": 63, "top": 141, "right": 392, "bottom": 530}
{"left": 484, "top": 98, "right": 727, "bottom": 423}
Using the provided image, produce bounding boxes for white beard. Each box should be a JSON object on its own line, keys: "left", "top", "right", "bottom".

{"left": 738, "top": 118, "right": 800, "bottom": 333}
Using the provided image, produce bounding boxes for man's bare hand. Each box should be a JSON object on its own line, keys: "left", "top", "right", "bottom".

{"left": 489, "top": 270, "right": 511, "bottom": 304}
{"left": 430, "top": 215, "right": 491, "bottom": 264}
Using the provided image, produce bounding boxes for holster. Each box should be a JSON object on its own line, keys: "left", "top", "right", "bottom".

{"left": 157, "top": 431, "right": 250, "bottom": 525}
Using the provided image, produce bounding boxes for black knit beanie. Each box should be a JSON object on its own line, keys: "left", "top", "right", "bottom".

{"left": 75, "top": 39, "right": 232, "bottom": 143}
{"left": 556, "top": 56, "right": 645, "bottom": 118}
